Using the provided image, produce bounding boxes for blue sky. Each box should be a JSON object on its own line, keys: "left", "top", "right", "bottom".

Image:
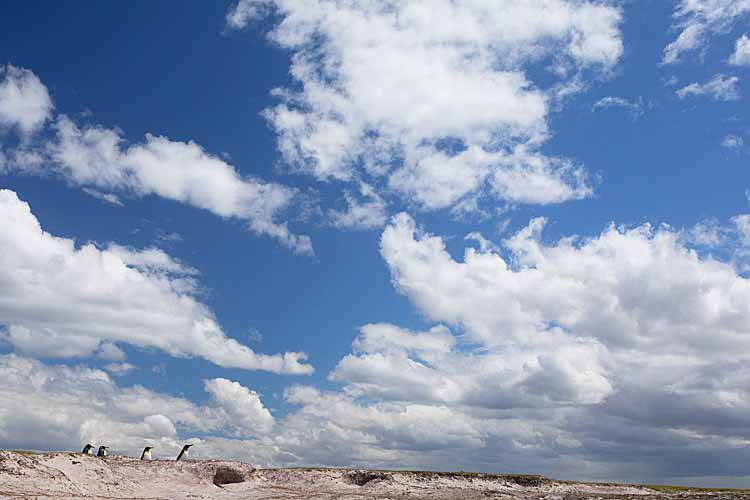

{"left": 1, "top": 0, "right": 750, "bottom": 487}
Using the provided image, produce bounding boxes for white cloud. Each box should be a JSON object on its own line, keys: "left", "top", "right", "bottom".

{"left": 663, "top": 0, "right": 750, "bottom": 64}
{"left": 155, "top": 229, "right": 183, "bottom": 243}
{"left": 103, "top": 362, "right": 137, "bottom": 376}
{"left": 465, "top": 232, "right": 499, "bottom": 253}
{"left": 0, "top": 354, "right": 277, "bottom": 459}
{"left": 233, "top": 0, "right": 622, "bottom": 212}
{"left": 371, "top": 212, "right": 750, "bottom": 419}
{"left": 0, "top": 189, "right": 313, "bottom": 375}
{"left": 81, "top": 187, "right": 124, "bottom": 206}
{"left": 0, "top": 65, "right": 53, "bottom": 135}
{"left": 45, "top": 116, "right": 313, "bottom": 255}
{"left": 97, "top": 342, "right": 126, "bottom": 362}
{"left": 0, "top": 65, "right": 311, "bottom": 255}
{"left": 226, "top": 0, "right": 268, "bottom": 30}
{"left": 489, "top": 148, "right": 591, "bottom": 205}
{"left": 729, "top": 34, "right": 750, "bottom": 66}
{"left": 292, "top": 212, "right": 750, "bottom": 478}
{"left": 676, "top": 74, "right": 740, "bottom": 101}
{"left": 592, "top": 96, "right": 650, "bottom": 118}
{"left": 381, "top": 213, "right": 750, "bottom": 357}
{"left": 106, "top": 244, "right": 198, "bottom": 277}
{"left": 686, "top": 219, "right": 726, "bottom": 247}
{"left": 204, "top": 378, "right": 276, "bottom": 436}
{"left": 328, "top": 182, "right": 387, "bottom": 230}
{"left": 722, "top": 134, "right": 744, "bottom": 151}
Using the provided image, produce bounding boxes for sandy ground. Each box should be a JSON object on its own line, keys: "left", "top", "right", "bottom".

{"left": 1, "top": 451, "right": 749, "bottom": 499}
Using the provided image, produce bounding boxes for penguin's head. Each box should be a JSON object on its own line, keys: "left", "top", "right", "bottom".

{"left": 184, "top": 444, "right": 193, "bottom": 449}
{"left": 144, "top": 446, "right": 153, "bottom": 451}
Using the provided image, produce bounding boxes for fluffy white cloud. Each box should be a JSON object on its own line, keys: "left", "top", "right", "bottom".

{"left": 663, "top": 0, "right": 750, "bottom": 64}
{"left": 676, "top": 74, "right": 740, "bottom": 101}
{"left": 300, "top": 212, "right": 750, "bottom": 479}
{"left": 489, "top": 148, "right": 591, "bottom": 205}
{"left": 0, "top": 64, "right": 311, "bottom": 254}
{"left": 230, "top": 0, "right": 622, "bottom": 212}
{"left": 369, "top": 213, "right": 750, "bottom": 437}
{"left": 381, "top": 213, "right": 750, "bottom": 356}
{"left": 204, "top": 378, "right": 276, "bottom": 436}
{"left": 45, "top": 116, "right": 312, "bottom": 255}
{"left": 729, "top": 34, "right": 750, "bottom": 65}
{"left": 0, "top": 354, "right": 278, "bottom": 459}
{"left": 0, "top": 189, "right": 313, "bottom": 375}
{"left": 0, "top": 65, "right": 53, "bottom": 135}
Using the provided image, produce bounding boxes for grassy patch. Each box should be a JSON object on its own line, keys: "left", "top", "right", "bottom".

{"left": 3, "top": 450, "right": 38, "bottom": 456}
{"left": 647, "top": 484, "right": 750, "bottom": 493}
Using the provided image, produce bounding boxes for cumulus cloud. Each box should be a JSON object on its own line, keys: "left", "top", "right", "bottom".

{"left": 326, "top": 212, "right": 750, "bottom": 478}
{"left": 229, "top": 0, "right": 622, "bottom": 212}
{"left": 381, "top": 213, "right": 750, "bottom": 355}
{"left": 0, "top": 354, "right": 278, "bottom": 459}
{"left": 204, "top": 378, "right": 276, "bottom": 436}
{"left": 0, "top": 66, "right": 311, "bottom": 255}
{"left": 0, "top": 65, "right": 53, "bottom": 135}
{"left": 45, "top": 116, "right": 312, "bottom": 255}
{"left": 663, "top": 0, "right": 750, "bottom": 64}
{"left": 0, "top": 189, "right": 313, "bottom": 375}
{"left": 676, "top": 74, "right": 740, "bottom": 101}
{"left": 295, "top": 205, "right": 750, "bottom": 476}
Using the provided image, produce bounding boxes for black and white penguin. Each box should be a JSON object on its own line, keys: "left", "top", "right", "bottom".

{"left": 140, "top": 446, "right": 153, "bottom": 461}
{"left": 82, "top": 444, "right": 94, "bottom": 455}
{"left": 175, "top": 444, "right": 193, "bottom": 461}
{"left": 97, "top": 446, "right": 108, "bottom": 458}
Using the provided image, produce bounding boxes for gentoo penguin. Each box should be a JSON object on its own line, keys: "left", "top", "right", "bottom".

{"left": 82, "top": 444, "right": 94, "bottom": 455}
{"left": 97, "top": 446, "right": 108, "bottom": 457}
{"left": 175, "top": 444, "right": 193, "bottom": 461}
{"left": 140, "top": 446, "right": 153, "bottom": 461}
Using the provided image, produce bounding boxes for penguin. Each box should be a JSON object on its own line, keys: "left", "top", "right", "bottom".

{"left": 82, "top": 444, "right": 94, "bottom": 455}
{"left": 175, "top": 444, "right": 193, "bottom": 461}
{"left": 140, "top": 446, "right": 153, "bottom": 461}
{"left": 97, "top": 446, "right": 108, "bottom": 458}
